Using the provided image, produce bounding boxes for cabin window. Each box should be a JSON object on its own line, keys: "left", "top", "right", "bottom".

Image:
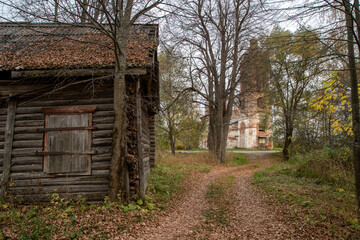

{"left": 41, "top": 106, "right": 96, "bottom": 175}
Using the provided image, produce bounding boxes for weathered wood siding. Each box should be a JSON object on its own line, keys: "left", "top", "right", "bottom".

{"left": 6, "top": 82, "right": 114, "bottom": 203}
{"left": 0, "top": 101, "right": 7, "bottom": 178}
{"left": 149, "top": 114, "right": 155, "bottom": 168}
{"left": 141, "top": 104, "right": 151, "bottom": 188}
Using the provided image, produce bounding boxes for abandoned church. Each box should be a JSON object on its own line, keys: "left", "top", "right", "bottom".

{"left": 227, "top": 40, "right": 273, "bottom": 150}
{"left": 0, "top": 23, "right": 159, "bottom": 203}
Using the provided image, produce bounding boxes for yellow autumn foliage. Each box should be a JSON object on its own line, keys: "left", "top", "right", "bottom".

{"left": 310, "top": 72, "right": 355, "bottom": 135}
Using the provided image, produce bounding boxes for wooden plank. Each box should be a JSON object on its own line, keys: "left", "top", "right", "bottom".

{"left": 12, "top": 156, "right": 43, "bottom": 165}
{"left": 19, "top": 98, "right": 113, "bottom": 107}
{"left": 36, "top": 126, "right": 96, "bottom": 132}
{"left": 92, "top": 117, "right": 114, "bottom": 124}
{"left": 9, "top": 169, "right": 109, "bottom": 180}
{"left": 12, "top": 148, "right": 42, "bottom": 157}
{"left": 10, "top": 185, "right": 108, "bottom": 194}
{"left": 11, "top": 165, "right": 43, "bottom": 173}
{"left": 92, "top": 153, "right": 111, "bottom": 162}
{"left": 136, "top": 79, "right": 146, "bottom": 200}
{"left": 13, "top": 133, "right": 43, "bottom": 141}
{"left": 11, "top": 192, "right": 107, "bottom": 203}
{"left": 15, "top": 120, "right": 44, "bottom": 127}
{"left": 149, "top": 114, "right": 156, "bottom": 167}
{"left": 15, "top": 113, "right": 44, "bottom": 121}
{"left": 92, "top": 130, "right": 113, "bottom": 139}
{"left": 94, "top": 123, "right": 113, "bottom": 130}
{"left": 92, "top": 161, "right": 110, "bottom": 170}
{"left": 11, "top": 68, "right": 147, "bottom": 79}
{"left": 45, "top": 114, "right": 91, "bottom": 175}
{"left": 42, "top": 106, "right": 97, "bottom": 114}
{"left": 13, "top": 140, "right": 43, "bottom": 149}
{"left": 0, "top": 97, "right": 17, "bottom": 198}
{"left": 92, "top": 111, "right": 114, "bottom": 118}
{"left": 93, "top": 138, "right": 112, "bottom": 147}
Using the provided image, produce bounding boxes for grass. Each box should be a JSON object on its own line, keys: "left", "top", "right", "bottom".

{"left": 252, "top": 151, "right": 360, "bottom": 239}
{"left": 187, "top": 148, "right": 283, "bottom": 152}
{"left": 1, "top": 152, "right": 215, "bottom": 239}
{"left": 228, "top": 153, "right": 249, "bottom": 166}
{"left": 193, "top": 175, "right": 235, "bottom": 237}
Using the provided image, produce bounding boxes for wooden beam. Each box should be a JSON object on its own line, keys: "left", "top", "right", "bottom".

{"left": 0, "top": 97, "right": 17, "bottom": 199}
{"left": 41, "top": 106, "right": 97, "bottom": 114}
{"left": 10, "top": 68, "right": 147, "bottom": 79}
{"left": 136, "top": 78, "right": 145, "bottom": 200}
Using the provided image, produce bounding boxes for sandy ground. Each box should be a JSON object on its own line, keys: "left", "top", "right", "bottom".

{"left": 120, "top": 152, "right": 298, "bottom": 240}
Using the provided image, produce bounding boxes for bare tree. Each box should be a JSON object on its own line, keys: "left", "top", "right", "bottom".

{"left": 0, "top": 0, "right": 164, "bottom": 201}
{"left": 166, "top": 0, "right": 261, "bottom": 163}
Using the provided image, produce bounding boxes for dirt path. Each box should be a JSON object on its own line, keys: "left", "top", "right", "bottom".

{"left": 121, "top": 152, "right": 296, "bottom": 240}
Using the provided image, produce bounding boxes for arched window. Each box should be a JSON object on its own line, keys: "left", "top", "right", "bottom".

{"left": 257, "top": 97, "right": 265, "bottom": 109}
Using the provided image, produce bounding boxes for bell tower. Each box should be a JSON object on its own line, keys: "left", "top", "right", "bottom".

{"left": 237, "top": 39, "right": 273, "bottom": 149}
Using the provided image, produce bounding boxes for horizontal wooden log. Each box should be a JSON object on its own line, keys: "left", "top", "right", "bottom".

{"left": 16, "top": 103, "right": 114, "bottom": 115}
{"left": 14, "top": 126, "right": 40, "bottom": 134}
{"left": 0, "top": 108, "right": 6, "bottom": 115}
{"left": 92, "top": 117, "right": 114, "bottom": 124}
{"left": 141, "top": 138, "right": 150, "bottom": 145}
{"left": 0, "top": 84, "right": 52, "bottom": 96}
{"left": 42, "top": 106, "right": 97, "bottom": 114}
{"left": 10, "top": 169, "right": 109, "bottom": 180}
{"left": 92, "top": 138, "right": 112, "bottom": 147}
{"left": 12, "top": 148, "right": 42, "bottom": 157}
{"left": 10, "top": 185, "right": 108, "bottom": 195}
{"left": 93, "top": 147, "right": 112, "bottom": 154}
{"left": 13, "top": 140, "right": 43, "bottom": 149}
{"left": 19, "top": 98, "right": 113, "bottom": 107}
{"left": 92, "top": 130, "right": 113, "bottom": 139}
{"left": 92, "top": 162, "right": 110, "bottom": 170}
{"left": 11, "top": 68, "right": 146, "bottom": 79}
{"left": 15, "top": 120, "right": 44, "bottom": 127}
{"left": 15, "top": 113, "right": 44, "bottom": 121}
{"left": 94, "top": 123, "right": 113, "bottom": 130}
{"left": 10, "top": 178, "right": 109, "bottom": 188}
{"left": 11, "top": 164, "right": 43, "bottom": 173}
{"left": 13, "top": 133, "right": 43, "bottom": 141}
{"left": 12, "top": 156, "right": 43, "bottom": 165}
{"left": 96, "top": 104, "right": 113, "bottom": 111}
{"left": 92, "top": 155, "right": 110, "bottom": 163}
{"left": 92, "top": 111, "right": 114, "bottom": 118}
{"left": 11, "top": 192, "right": 107, "bottom": 203}
{"left": 36, "top": 126, "right": 96, "bottom": 132}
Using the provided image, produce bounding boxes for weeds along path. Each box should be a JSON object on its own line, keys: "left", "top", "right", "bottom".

{"left": 121, "top": 152, "right": 297, "bottom": 240}
{"left": 212, "top": 152, "right": 300, "bottom": 240}
{"left": 121, "top": 165, "right": 239, "bottom": 240}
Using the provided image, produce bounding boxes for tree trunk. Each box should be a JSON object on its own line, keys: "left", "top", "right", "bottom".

{"left": 54, "top": 0, "right": 59, "bottom": 22}
{"left": 109, "top": 34, "right": 129, "bottom": 202}
{"left": 169, "top": 127, "right": 175, "bottom": 155}
{"left": 80, "top": 0, "right": 88, "bottom": 23}
{"left": 283, "top": 112, "right": 293, "bottom": 161}
{"left": 344, "top": 0, "right": 360, "bottom": 215}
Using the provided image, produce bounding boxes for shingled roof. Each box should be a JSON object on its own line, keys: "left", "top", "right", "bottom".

{"left": 0, "top": 23, "right": 158, "bottom": 71}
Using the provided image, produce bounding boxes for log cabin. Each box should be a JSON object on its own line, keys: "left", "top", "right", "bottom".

{"left": 0, "top": 23, "right": 159, "bottom": 203}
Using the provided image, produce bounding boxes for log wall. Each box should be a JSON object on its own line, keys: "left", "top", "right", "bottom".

{"left": 0, "top": 74, "right": 157, "bottom": 203}
{"left": 4, "top": 81, "right": 114, "bottom": 203}
{"left": 141, "top": 104, "right": 151, "bottom": 189}
{"left": 0, "top": 100, "right": 7, "bottom": 178}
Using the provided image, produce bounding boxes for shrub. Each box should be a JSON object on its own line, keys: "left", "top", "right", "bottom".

{"left": 292, "top": 147, "right": 354, "bottom": 188}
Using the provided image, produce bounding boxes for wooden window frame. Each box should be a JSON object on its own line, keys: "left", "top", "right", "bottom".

{"left": 41, "top": 106, "right": 96, "bottom": 176}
